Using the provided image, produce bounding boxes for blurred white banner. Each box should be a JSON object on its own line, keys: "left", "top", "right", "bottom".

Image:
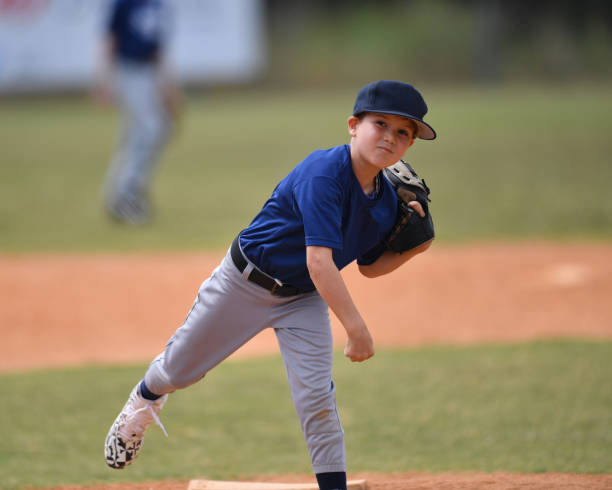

{"left": 0, "top": 0, "right": 265, "bottom": 93}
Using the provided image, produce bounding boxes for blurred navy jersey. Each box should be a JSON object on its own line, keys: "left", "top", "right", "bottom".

{"left": 108, "top": 0, "right": 170, "bottom": 64}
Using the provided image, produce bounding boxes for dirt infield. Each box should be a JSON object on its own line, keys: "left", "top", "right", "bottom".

{"left": 3, "top": 242, "right": 612, "bottom": 489}
{"left": 47, "top": 472, "right": 612, "bottom": 490}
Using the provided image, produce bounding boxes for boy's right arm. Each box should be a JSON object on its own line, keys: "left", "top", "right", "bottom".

{"left": 306, "top": 245, "right": 374, "bottom": 363}
{"left": 92, "top": 35, "right": 116, "bottom": 105}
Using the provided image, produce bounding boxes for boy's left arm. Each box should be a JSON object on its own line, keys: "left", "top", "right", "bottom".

{"left": 358, "top": 239, "right": 432, "bottom": 278}
{"left": 358, "top": 200, "right": 432, "bottom": 278}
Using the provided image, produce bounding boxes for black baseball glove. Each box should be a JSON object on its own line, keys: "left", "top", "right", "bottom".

{"left": 383, "top": 159, "right": 434, "bottom": 253}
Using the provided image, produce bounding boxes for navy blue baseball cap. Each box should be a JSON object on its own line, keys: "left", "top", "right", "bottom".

{"left": 352, "top": 80, "right": 436, "bottom": 140}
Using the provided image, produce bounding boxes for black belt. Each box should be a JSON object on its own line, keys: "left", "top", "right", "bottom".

{"left": 230, "top": 235, "right": 307, "bottom": 297}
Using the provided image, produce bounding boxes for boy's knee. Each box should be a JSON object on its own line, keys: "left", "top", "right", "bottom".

{"left": 135, "top": 116, "right": 166, "bottom": 145}
{"left": 164, "top": 366, "right": 205, "bottom": 391}
{"left": 297, "top": 381, "right": 340, "bottom": 431}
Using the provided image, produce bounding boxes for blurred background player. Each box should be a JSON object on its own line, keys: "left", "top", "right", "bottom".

{"left": 94, "top": 0, "right": 181, "bottom": 224}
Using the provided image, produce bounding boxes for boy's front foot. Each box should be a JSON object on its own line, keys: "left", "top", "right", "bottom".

{"left": 104, "top": 383, "right": 168, "bottom": 469}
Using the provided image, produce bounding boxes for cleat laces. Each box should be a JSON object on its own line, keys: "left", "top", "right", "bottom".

{"left": 119, "top": 398, "right": 168, "bottom": 440}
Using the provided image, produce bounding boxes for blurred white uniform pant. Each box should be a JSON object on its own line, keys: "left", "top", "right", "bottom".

{"left": 144, "top": 247, "right": 347, "bottom": 474}
{"left": 105, "top": 62, "right": 170, "bottom": 205}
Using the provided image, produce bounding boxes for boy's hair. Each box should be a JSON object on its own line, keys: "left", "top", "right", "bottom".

{"left": 356, "top": 112, "right": 419, "bottom": 139}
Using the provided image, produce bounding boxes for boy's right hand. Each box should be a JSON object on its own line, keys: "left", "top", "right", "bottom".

{"left": 344, "top": 324, "right": 375, "bottom": 362}
{"left": 305, "top": 246, "right": 374, "bottom": 362}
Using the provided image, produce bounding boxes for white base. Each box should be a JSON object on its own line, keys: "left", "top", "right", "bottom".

{"left": 188, "top": 479, "right": 368, "bottom": 490}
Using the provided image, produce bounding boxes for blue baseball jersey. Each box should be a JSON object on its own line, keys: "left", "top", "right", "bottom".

{"left": 107, "top": 0, "right": 169, "bottom": 64}
{"left": 240, "top": 144, "right": 398, "bottom": 290}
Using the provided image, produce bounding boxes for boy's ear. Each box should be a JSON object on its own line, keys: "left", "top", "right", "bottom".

{"left": 347, "top": 116, "right": 359, "bottom": 137}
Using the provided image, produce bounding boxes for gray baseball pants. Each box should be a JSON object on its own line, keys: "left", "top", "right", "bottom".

{"left": 143, "top": 247, "right": 346, "bottom": 474}
{"left": 104, "top": 62, "right": 170, "bottom": 204}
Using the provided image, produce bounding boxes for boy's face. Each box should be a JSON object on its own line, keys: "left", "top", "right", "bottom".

{"left": 348, "top": 113, "right": 415, "bottom": 169}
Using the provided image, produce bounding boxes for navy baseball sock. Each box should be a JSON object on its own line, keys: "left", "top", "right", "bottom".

{"left": 139, "top": 380, "right": 162, "bottom": 401}
{"left": 315, "top": 471, "right": 347, "bottom": 490}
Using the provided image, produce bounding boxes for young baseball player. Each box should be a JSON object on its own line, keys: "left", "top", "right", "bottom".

{"left": 104, "top": 80, "right": 437, "bottom": 490}
{"left": 94, "top": 0, "right": 181, "bottom": 224}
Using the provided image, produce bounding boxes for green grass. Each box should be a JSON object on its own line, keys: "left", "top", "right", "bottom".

{"left": 1, "top": 341, "right": 610, "bottom": 488}
{"left": 1, "top": 83, "right": 611, "bottom": 252}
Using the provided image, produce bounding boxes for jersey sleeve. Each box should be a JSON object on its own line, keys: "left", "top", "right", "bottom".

{"left": 293, "top": 176, "right": 344, "bottom": 250}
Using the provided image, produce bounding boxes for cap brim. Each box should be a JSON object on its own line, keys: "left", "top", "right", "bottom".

{"left": 413, "top": 120, "right": 436, "bottom": 140}
{"left": 355, "top": 109, "right": 437, "bottom": 140}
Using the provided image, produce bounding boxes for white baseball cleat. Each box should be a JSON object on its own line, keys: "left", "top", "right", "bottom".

{"left": 104, "top": 383, "right": 168, "bottom": 469}
{"left": 105, "top": 193, "right": 151, "bottom": 225}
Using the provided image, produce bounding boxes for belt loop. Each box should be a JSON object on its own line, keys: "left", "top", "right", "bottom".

{"left": 230, "top": 233, "right": 306, "bottom": 297}
{"left": 242, "top": 262, "right": 255, "bottom": 280}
